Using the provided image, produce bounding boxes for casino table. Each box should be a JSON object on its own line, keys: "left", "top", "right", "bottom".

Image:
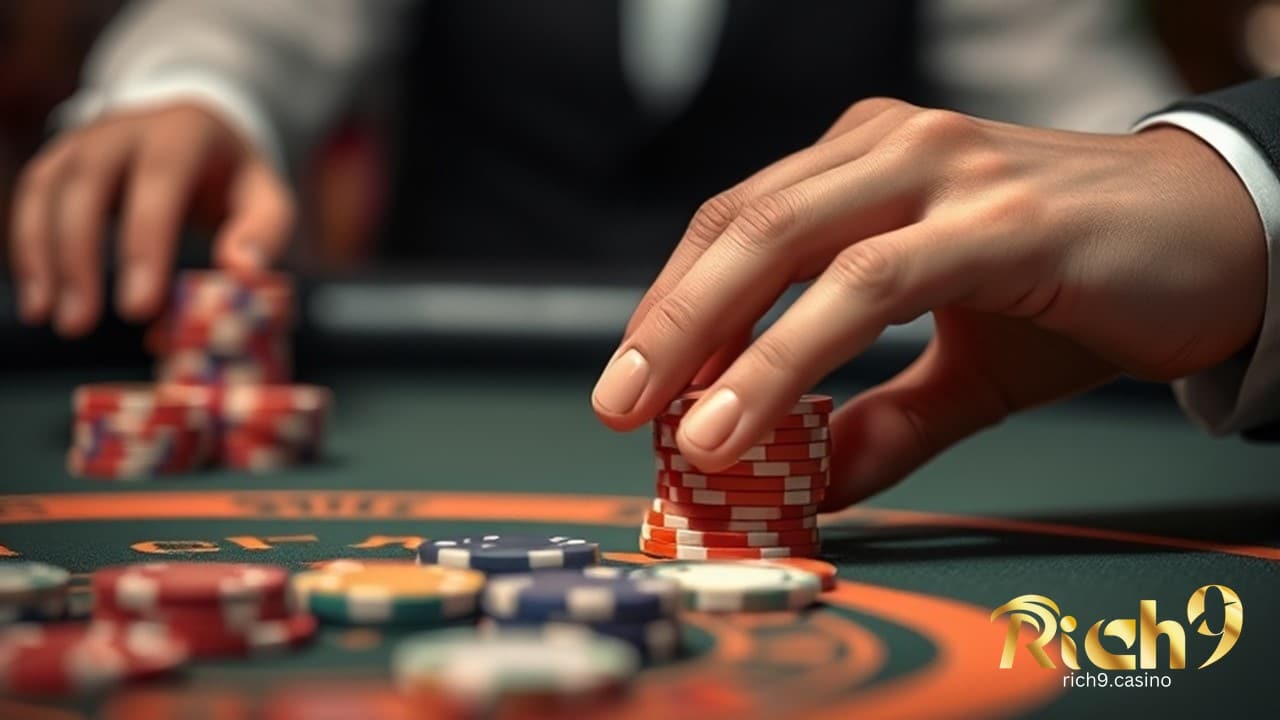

{"left": 1, "top": 364, "right": 1278, "bottom": 719}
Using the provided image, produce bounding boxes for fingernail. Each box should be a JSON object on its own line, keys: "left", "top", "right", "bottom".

{"left": 122, "top": 267, "right": 153, "bottom": 310}
{"left": 681, "top": 387, "right": 742, "bottom": 450}
{"left": 593, "top": 348, "right": 650, "bottom": 414}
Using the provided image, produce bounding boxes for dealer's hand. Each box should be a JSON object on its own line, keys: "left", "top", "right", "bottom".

{"left": 9, "top": 103, "right": 294, "bottom": 336}
{"left": 593, "top": 98, "right": 1266, "bottom": 510}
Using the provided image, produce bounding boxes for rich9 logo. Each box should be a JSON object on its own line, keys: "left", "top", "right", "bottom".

{"left": 991, "top": 586, "right": 1242, "bottom": 670}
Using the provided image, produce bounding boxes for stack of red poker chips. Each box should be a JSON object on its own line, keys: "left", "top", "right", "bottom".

{"left": 156, "top": 271, "right": 294, "bottom": 385}
{"left": 66, "top": 271, "right": 333, "bottom": 479}
{"left": 91, "top": 562, "right": 316, "bottom": 658}
{"left": 640, "top": 391, "right": 833, "bottom": 560}
{"left": 216, "top": 384, "right": 332, "bottom": 471}
{"left": 66, "top": 383, "right": 216, "bottom": 479}
{"left": 0, "top": 621, "right": 189, "bottom": 697}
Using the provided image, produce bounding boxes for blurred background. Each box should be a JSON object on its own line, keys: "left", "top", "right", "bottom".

{"left": 0, "top": 0, "right": 1276, "bottom": 378}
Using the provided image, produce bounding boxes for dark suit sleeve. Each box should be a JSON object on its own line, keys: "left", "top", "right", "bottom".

{"left": 1144, "top": 79, "right": 1280, "bottom": 441}
{"left": 1152, "top": 78, "right": 1280, "bottom": 181}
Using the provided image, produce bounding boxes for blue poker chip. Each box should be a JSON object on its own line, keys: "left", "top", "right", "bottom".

{"left": 417, "top": 534, "right": 600, "bottom": 574}
{"left": 480, "top": 617, "right": 684, "bottom": 663}
{"left": 482, "top": 567, "right": 680, "bottom": 623}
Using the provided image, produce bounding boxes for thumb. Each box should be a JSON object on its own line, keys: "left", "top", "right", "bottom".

{"left": 212, "top": 160, "right": 296, "bottom": 271}
{"left": 822, "top": 342, "right": 1009, "bottom": 512}
{"left": 823, "top": 315, "right": 1120, "bottom": 512}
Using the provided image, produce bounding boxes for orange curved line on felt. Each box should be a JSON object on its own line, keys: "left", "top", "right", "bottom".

{"left": 811, "top": 580, "right": 1064, "bottom": 720}
{"left": 2, "top": 490, "right": 1276, "bottom": 562}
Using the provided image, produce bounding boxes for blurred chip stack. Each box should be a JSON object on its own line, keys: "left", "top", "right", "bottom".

{"left": 91, "top": 562, "right": 316, "bottom": 657}
{"left": 479, "top": 567, "right": 683, "bottom": 663}
{"left": 157, "top": 271, "right": 294, "bottom": 385}
{"left": 641, "top": 390, "right": 833, "bottom": 560}
{"left": 66, "top": 270, "right": 331, "bottom": 478}
{"left": 66, "top": 383, "right": 216, "bottom": 479}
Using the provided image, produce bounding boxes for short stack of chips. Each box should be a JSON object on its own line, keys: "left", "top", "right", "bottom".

{"left": 642, "top": 391, "right": 833, "bottom": 560}
{"left": 417, "top": 535, "right": 601, "bottom": 575}
{"left": 0, "top": 621, "right": 189, "bottom": 697}
{"left": 67, "top": 383, "right": 216, "bottom": 479}
{"left": 392, "top": 626, "right": 638, "bottom": 718}
{"left": 91, "top": 562, "right": 316, "bottom": 658}
{"left": 290, "top": 560, "right": 485, "bottom": 627}
{"left": 217, "top": 383, "right": 331, "bottom": 471}
{"left": 0, "top": 562, "right": 76, "bottom": 624}
{"left": 67, "top": 270, "right": 332, "bottom": 478}
{"left": 157, "top": 271, "right": 293, "bottom": 385}
{"left": 480, "top": 567, "right": 682, "bottom": 663}
{"left": 629, "top": 561, "right": 822, "bottom": 613}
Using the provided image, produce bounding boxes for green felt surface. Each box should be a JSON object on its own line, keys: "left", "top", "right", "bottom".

{"left": 0, "top": 368, "right": 1277, "bottom": 718}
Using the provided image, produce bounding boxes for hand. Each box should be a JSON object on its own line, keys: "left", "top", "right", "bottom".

{"left": 592, "top": 98, "right": 1266, "bottom": 511}
{"left": 9, "top": 103, "right": 295, "bottom": 336}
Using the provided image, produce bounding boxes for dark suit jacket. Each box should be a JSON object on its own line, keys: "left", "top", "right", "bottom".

{"left": 383, "top": 0, "right": 923, "bottom": 280}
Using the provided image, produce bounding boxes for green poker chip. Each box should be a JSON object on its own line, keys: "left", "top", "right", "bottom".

{"left": 628, "top": 561, "right": 820, "bottom": 612}
{"left": 0, "top": 562, "right": 70, "bottom": 600}
{"left": 289, "top": 561, "right": 485, "bottom": 626}
{"left": 0, "top": 562, "right": 72, "bottom": 622}
{"left": 392, "top": 626, "right": 639, "bottom": 701}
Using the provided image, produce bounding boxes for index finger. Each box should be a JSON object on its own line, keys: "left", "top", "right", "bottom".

{"left": 623, "top": 102, "right": 913, "bottom": 339}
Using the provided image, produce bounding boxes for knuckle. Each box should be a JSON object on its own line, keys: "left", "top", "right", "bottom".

{"left": 829, "top": 241, "right": 900, "bottom": 298}
{"left": 851, "top": 97, "right": 907, "bottom": 116}
{"left": 649, "top": 293, "right": 702, "bottom": 337}
{"left": 747, "top": 334, "right": 801, "bottom": 375}
{"left": 897, "top": 109, "right": 977, "bottom": 145}
{"left": 685, "top": 191, "right": 743, "bottom": 247}
{"left": 957, "top": 149, "right": 1014, "bottom": 184}
{"left": 730, "top": 193, "right": 801, "bottom": 250}
{"left": 835, "top": 97, "right": 910, "bottom": 129}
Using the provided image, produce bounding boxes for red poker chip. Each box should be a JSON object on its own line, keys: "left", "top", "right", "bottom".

{"left": 747, "top": 558, "right": 839, "bottom": 592}
{"left": 66, "top": 448, "right": 205, "bottom": 480}
{"left": 654, "top": 450, "right": 829, "bottom": 477}
{"left": 167, "top": 322, "right": 291, "bottom": 358}
{"left": 93, "top": 563, "right": 290, "bottom": 613}
{"left": 126, "top": 613, "right": 317, "bottom": 658}
{"left": 663, "top": 392, "right": 833, "bottom": 417}
{"left": 157, "top": 351, "right": 293, "bottom": 387}
{"left": 220, "top": 429, "right": 320, "bottom": 471}
{"left": 641, "top": 522, "right": 820, "bottom": 548}
{"left": 74, "top": 383, "right": 214, "bottom": 420}
{"left": 643, "top": 509, "right": 818, "bottom": 532}
{"left": 0, "top": 622, "right": 188, "bottom": 697}
{"left": 73, "top": 425, "right": 212, "bottom": 462}
{"left": 639, "top": 537, "right": 822, "bottom": 560}
{"left": 219, "top": 384, "right": 331, "bottom": 415}
{"left": 651, "top": 498, "right": 818, "bottom": 520}
{"left": 655, "top": 470, "right": 827, "bottom": 492}
{"left": 93, "top": 592, "right": 292, "bottom": 628}
{"left": 656, "top": 483, "right": 827, "bottom": 507}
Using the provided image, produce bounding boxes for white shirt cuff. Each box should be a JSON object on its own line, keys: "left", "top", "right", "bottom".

{"left": 1135, "top": 110, "right": 1280, "bottom": 434}
{"left": 52, "top": 68, "right": 285, "bottom": 172}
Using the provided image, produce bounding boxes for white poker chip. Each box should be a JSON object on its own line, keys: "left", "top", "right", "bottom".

{"left": 628, "top": 561, "right": 820, "bottom": 612}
